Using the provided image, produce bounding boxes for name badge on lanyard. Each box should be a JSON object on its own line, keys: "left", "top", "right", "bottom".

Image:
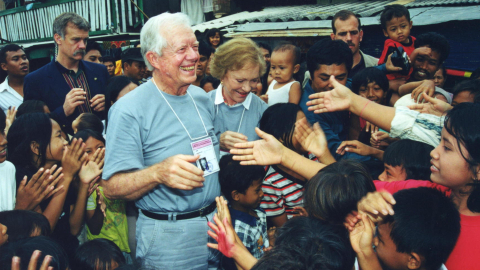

{"left": 191, "top": 137, "right": 219, "bottom": 176}
{"left": 153, "top": 78, "right": 220, "bottom": 176}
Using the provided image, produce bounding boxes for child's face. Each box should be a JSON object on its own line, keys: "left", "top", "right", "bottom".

{"left": 238, "top": 179, "right": 264, "bottom": 209}
{"left": 383, "top": 16, "right": 412, "bottom": 43}
{"left": 358, "top": 81, "right": 385, "bottom": 104}
{"left": 0, "top": 131, "right": 7, "bottom": 163}
{"left": 270, "top": 50, "right": 299, "bottom": 84}
{"left": 209, "top": 32, "right": 221, "bottom": 47}
{"left": 47, "top": 120, "right": 68, "bottom": 163}
{"left": 374, "top": 222, "right": 411, "bottom": 270}
{"left": 430, "top": 128, "right": 475, "bottom": 190}
{"left": 378, "top": 164, "right": 407, "bottom": 182}
{"left": 452, "top": 91, "right": 474, "bottom": 106}
{"left": 0, "top": 222, "right": 7, "bottom": 247}
{"left": 84, "top": 137, "right": 105, "bottom": 159}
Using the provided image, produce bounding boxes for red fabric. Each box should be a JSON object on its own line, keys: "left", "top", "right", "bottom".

{"left": 445, "top": 214, "right": 480, "bottom": 270}
{"left": 378, "top": 37, "right": 416, "bottom": 81}
{"left": 373, "top": 180, "right": 451, "bottom": 196}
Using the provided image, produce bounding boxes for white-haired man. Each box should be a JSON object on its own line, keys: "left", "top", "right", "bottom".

{"left": 102, "top": 13, "right": 220, "bottom": 268}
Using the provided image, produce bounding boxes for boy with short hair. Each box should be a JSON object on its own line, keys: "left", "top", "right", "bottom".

{"left": 266, "top": 42, "right": 302, "bottom": 105}
{"left": 349, "top": 187, "right": 460, "bottom": 270}
{"left": 219, "top": 155, "right": 269, "bottom": 260}
{"left": 378, "top": 5, "right": 415, "bottom": 80}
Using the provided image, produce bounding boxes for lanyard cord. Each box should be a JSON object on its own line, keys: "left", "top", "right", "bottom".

{"left": 152, "top": 78, "right": 208, "bottom": 141}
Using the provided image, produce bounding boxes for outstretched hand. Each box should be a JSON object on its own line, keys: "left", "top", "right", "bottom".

{"left": 408, "top": 92, "right": 453, "bottom": 117}
{"left": 11, "top": 250, "right": 53, "bottom": 270}
{"left": 207, "top": 213, "right": 238, "bottom": 258}
{"left": 78, "top": 148, "right": 104, "bottom": 186}
{"left": 231, "top": 127, "right": 284, "bottom": 166}
{"left": 306, "top": 75, "right": 353, "bottom": 114}
{"left": 5, "top": 106, "right": 16, "bottom": 136}
{"left": 294, "top": 118, "right": 328, "bottom": 158}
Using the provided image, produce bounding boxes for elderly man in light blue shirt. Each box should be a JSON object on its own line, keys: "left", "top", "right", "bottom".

{"left": 102, "top": 13, "right": 220, "bottom": 269}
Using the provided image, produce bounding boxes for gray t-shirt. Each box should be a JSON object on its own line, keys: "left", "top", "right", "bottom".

{"left": 209, "top": 89, "right": 268, "bottom": 147}
{"left": 103, "top": 81, "right": 220, "bottom": 213}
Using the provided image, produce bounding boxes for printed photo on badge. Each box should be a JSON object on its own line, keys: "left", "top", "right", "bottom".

{"left": 198, "top": 157, "right": 210, "bottom": 171}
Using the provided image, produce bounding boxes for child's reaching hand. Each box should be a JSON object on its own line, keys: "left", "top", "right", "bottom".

{"left": 357, "top": 191, "right": 396, "bottom": 223}
{"left": 294, "top": 118, "right": 334, "bottom": 164}
{"left": 349, "top": 213, "right": 375, "bottom": 255}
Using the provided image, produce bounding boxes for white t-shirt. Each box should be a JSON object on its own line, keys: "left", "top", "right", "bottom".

{"left": 0, "top": 77, "right": 23, "bottom": 115}
{"left": 266, "top": 80, "right": 299, "bottom": 106}
{"left": 0, "top": 161, "right": 16, "bottom": 211}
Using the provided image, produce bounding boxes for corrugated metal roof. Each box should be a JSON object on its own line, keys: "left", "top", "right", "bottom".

{"left": 406, "top": 0, "right": 480, "bottom": 7}
{"left": 193, "top": 0, "right": 395, "bottom": 32}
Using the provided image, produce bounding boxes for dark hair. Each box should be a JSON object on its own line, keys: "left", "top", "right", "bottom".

{"left": 0, "top": 236, "right": 69, "bottom": 270}
{"left": 304, "top": 160, "right": 375, "bottom": 224}
{"left": 105, "top": 75, "right": 135, "bottom": 131}
{"left": 437, "top": 64, "right": 447, "bottom": 79}
{"left": 85, "top": 41, "right": 102, "bottom": 54}
{"left": 470, "top": 67, "right": 480, "bottom": 80}
{"left": 75, "top": 113, "right": 103, "bottom": 134}
{"left": 7, "top": 113, "right": 53, "bottom": 182}
{"left": 199, "top": 40, "right": 214, "bottom": 57}
{"left": 332, "top": 10, "right": 361, "bottom": 34}
{"left": 444, "top": 103, "right": 480, "bottom": 212}
{"left": 199, "top": 75, "right": 220, "bottom": 90}
{"left": 380, "top": 5, "right": 411, "bottom": 30}
{"left": 383, "top": 139, "right": 434, "bottom": 180}
{"left": 0, "top": 44, "right": 24, "bottom": 64}
{"left": 259, "top": 103, "right": 301, "bottom": 150}
{"left": 16, "top": 100, "right": 48, "bottom": 118}
{"left": 260, "top": 61, "right": 271, "bottom": 95}
{"left": 306, "top": 39, "right": 352, "bottom": 77}
{"left": 219, "top": 155, "right": 265, "bottom": 201}
{"left": 452, "top": 80, "right": 480, "bottom": 104}
{"left": 383, "top": 188, "right": 460, "bottom": 270}
{"left": 72, "top": 239, "right": 125, "bottom": 270}
{"left": 252, "top": 217, "right": 355, "bottom": 270}
{"left": 72, "top": 129, "right": 105, "bottom": 145}
{"left": 257, "top": 42, "right": 272, "bottom": 55}
{"left": 102, "top": 56, "right": 115, "bottom": 64}
{"left": 0, "top": 210, "right": 51, "bottom": 242}
{"left": 414, "top": 32, "right": 450, "bottom": 65}
{"left": 0, "top": 109, "right": 5, "bottom": 132}
{"left": 204, "top": 28, "right": 223, "bottom": 47}
{"left": 273, "top": 42, "right": 301, "bottom": 66}
{"left": 351, "top": 67, "right": 389, "bottom": 96}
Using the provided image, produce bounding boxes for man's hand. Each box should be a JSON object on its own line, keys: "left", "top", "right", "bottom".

{"left": 90, "top": 94, "right": 105, "bottom": 112}
{"left": 220, "top": 131, "right": 247, "bottom": 151}
{"left": 231, "top": 128, "right": 284, "bottom": 166}
{"left": 385, "top": 53, "right": 403, "bottom": 73}
{"left": 63, "top": 88, "right": 86, "bottom": 117}
{"left": 408, "top": 92, "right": 453, "bottom": 117}
{"left": 307, "top": 75, "right": 353, "bottom": 114}
{"left": 154, "top": 154, "right": 205, "bottom": 190}
{"left": 15, "top": 165, "right": 64, "bottom": 211}
{"left": 411, "top": 80, "right": 435, "bottom": 102}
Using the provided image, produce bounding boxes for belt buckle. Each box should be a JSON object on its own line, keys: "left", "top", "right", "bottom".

{"left": 199, "top": 208, "right": 205, "bottom": 217}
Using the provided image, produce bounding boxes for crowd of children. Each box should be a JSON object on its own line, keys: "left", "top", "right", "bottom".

{"left": 0, "top": 3, "right": 479, "bottom": 270}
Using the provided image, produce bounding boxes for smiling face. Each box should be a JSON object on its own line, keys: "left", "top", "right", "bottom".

{"left": 358, "top": 81, "right": 385, "bottom": 104}
{"left": 311, "top": 64, "right": 348, "bottom": 93}
{"left": 221, "top": 63, "right": 260, "bottom": 104}
{"left": 383, "top": 16, "right": 412, "bottom": 44}
{"left": 411, "top": 47, "right": 440, "bottom": 81}
{"left": 332, "top": 16, "right": 363, "bottom": 55}
{"left": 56, "top": 23, "right": 89, "bottom": 62}
{"left": 270, "top": 50, "right": 299, "bottom": 84}
{"left": 209, "top": 32, "right": 221, "bottom": 48}
{"left": 430, "top": 128, "right": 474, "bottom": 190}
{"left": 46, "top": 120, "right": 68, "bottom": 163}
{"left": 0, "top": 131, "right": 7, "bottom": 163}
{"left": 1, "top": 49, "right": 29, "bottom": 77}
{"left": 83, "top": 49, "right": 102, "bottom": 64}
{"left": 157, "top": 26, "right": 199, "bottom": 94}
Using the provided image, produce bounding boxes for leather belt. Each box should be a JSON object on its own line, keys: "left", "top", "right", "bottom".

{"left": 141, "top": 201, "right": 216, "bottom": 221}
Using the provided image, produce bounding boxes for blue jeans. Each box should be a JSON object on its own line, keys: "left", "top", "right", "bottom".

{"left": 136, "top": 209, "right": 220, "bottom": 269}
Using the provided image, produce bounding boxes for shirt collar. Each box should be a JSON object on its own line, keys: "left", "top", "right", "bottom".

{"left": 214, "top": 83, "right": 252, "bottom": 110}
{"left": 0, "top": 77, "right": 13, "bottom": 93}
{"left": 55, "top": 60, "right": 84, "bottom": 75}
{"left": 229, "top": 207, "right": 258, "bottom": 227}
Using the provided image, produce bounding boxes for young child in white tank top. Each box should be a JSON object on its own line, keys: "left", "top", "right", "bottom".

{"left": 265, "top": 43, "right": 302, "bottom": 106}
